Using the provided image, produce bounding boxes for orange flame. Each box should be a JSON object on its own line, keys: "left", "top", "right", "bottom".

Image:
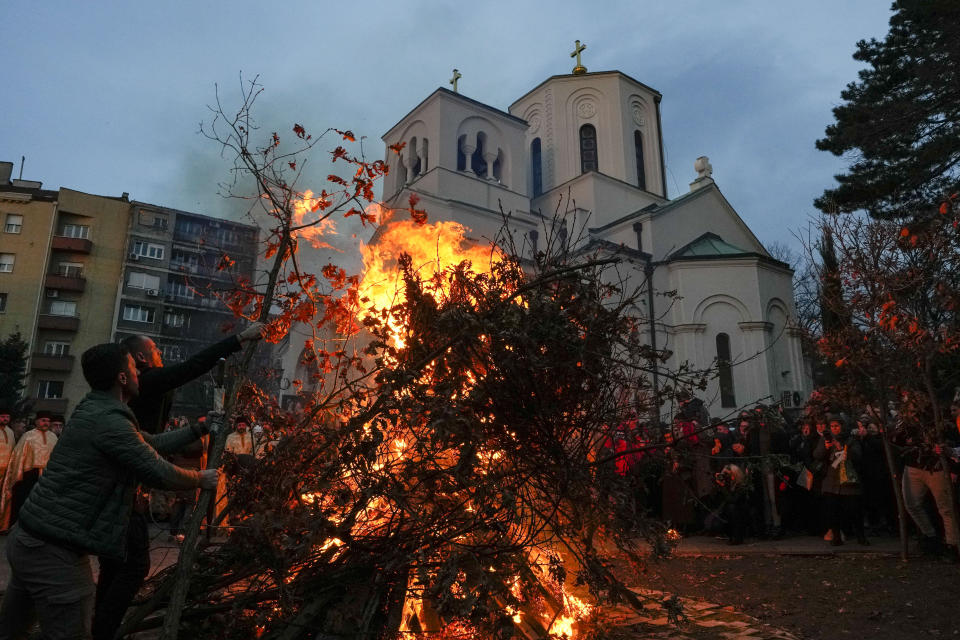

{"left": 358, "top": 219, "right": 501, "bottom": 348}
{"left": 291, "top": 190, "right": 338, "bottom": 249}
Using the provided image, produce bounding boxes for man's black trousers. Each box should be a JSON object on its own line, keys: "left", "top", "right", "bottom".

{"left": 92, "top": 512, "right": 151, "bottom": 640}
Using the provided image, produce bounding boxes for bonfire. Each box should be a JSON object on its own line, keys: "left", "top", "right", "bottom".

{"left": 142, "top": 80, "right": 680, "bottom": 640}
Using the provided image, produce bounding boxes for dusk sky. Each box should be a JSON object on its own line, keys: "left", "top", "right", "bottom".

{"left": 2, "top": 1, "right": 892, "bottom": 264}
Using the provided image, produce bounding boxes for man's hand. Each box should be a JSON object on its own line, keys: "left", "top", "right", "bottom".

{"left": 199, "top": 469, "right": 220, "bottom": 490}
{"left": 238, "top": 322, "right": 265, "bottom": 343}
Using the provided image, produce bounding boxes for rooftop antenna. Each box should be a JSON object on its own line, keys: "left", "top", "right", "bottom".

{"left": 19, "top": 156, "right": 25, "bottom": 180}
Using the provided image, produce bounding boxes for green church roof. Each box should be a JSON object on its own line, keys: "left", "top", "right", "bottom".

{"left": 671, "top": 232, "right": 750, "bottom": 258}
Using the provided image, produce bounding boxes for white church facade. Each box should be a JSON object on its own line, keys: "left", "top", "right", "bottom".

{"left": 377, "top": 61, "right": 811, "bottom": 418}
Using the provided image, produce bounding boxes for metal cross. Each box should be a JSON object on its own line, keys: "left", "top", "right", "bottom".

{"left": 449, "top": 68, "right": 462, "bottom": 93}
{"left": 570, "top": 40, "right": 587, "bottom": 75}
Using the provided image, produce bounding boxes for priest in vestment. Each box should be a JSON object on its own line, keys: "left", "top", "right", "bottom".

{"left": 215, "top": 417, "right": 254, "bottom": 525}
{"left": 0, "top": 411, "right": 59, "bottom": 531}
{"left": 0, "top": 408, "right": 17, "bottom": 484}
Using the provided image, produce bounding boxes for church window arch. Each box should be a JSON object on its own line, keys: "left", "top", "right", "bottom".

{"left": 579, "top": 124, "right": 598, "bottom": 174}
{"left": 492, "top": 149, "right": 503, "bottom": 182}
{"left": 531, "top": 137, "right": 543, "bottom": 197}
{"left": 634, "top": 130, "right": 646, "bottom": 190}
{"left": 421, "top": 138, "right": 429, "bottom": 174}
{"left": 716, "top": 333, "right": 736, "bottom": 408}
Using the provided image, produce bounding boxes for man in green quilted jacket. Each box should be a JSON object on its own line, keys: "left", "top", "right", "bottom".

{"left": 0, "top": 343, "right": 219, "bottom": 640}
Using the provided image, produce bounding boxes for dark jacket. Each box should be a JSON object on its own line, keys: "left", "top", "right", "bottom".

{"left": 130, "top": 335, "right": 241, "bottom": 434}
{"left": 18, "top": 390, "right": 202, "bottom": 559}
{"left": 814, "top": 435, "right": 862, "bottom": 496}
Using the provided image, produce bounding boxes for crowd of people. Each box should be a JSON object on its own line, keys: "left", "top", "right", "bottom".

{"left": 603, "top": 392, "right": 960, "bottom": 559}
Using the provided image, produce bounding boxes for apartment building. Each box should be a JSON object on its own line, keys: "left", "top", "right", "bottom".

{"left": 0, "top": 162, "right": 131, "bottom": 416}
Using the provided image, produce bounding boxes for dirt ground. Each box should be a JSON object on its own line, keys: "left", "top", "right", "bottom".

{"left": 635, "top": 552, "right": 960, "bottom": 639}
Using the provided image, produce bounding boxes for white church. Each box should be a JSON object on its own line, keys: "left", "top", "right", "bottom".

{"left": 376, "top": 49, "right": 811, "bottom": 418}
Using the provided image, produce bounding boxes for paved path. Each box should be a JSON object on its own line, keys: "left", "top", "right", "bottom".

{"left": 607, "top": 587, "right": 800, "bottom": 640}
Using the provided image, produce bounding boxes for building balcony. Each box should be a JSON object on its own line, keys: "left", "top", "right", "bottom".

{"left": 32, "top": 397, "right": 68, "bottom": 414}
{"left": 31, "top": 354, "right": 75, "bottom": 372}
{"left": 45, "top": 273, "right": 86, "bottom": 292}
{"left": 38, "top": 314, "right": 80, "bottom": 331}
{"left": 51, "top": 236, "right": 93, "bottom": 253}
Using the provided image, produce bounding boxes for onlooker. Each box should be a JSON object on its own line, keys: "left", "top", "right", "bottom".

{"left": 815, "top": 415, "right": 868, "bottom": 546}
{"left": 0, "top": 343, "right": 218, "bottom": 640}
{"left": 0, "top": 407, "right": 14, "bottom": 482}
{"left": 50, "top": 414, "right": 65, "bottom": 436}
{"left": 893, "top": 412, "right": 959, "bottom": 559}
{"left": 0, "top": 411, "right": 59, "bottom": 531}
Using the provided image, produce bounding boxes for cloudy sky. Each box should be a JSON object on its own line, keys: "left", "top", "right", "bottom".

{"left": 2, "top": 1, "right": 892, "bottom": 264}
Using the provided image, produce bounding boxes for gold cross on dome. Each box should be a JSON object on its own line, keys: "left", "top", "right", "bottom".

{"left": 570, "top": 40, "right": 587, "bottom": 75}
{"left": 449, "top": 68, "right": 462, "bottom": 93}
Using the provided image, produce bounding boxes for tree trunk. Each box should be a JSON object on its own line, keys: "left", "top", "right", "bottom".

{"left": 160, "top": 231, "right": 291, "bottom": 640}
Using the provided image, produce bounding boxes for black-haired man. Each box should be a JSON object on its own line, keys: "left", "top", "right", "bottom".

{"left": 0, "top": 343, "right": 218, "bottom": 640}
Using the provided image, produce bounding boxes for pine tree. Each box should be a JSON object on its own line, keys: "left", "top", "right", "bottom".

{"left": 0, "top": 332, "right": 28, "bottom": 412}
{"left": 815, "top": 0, "right": 960, "bottom": 218}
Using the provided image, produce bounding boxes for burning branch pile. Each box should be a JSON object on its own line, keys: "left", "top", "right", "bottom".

{"left": 141, "top": 78, "right": 679, "bottom": 640}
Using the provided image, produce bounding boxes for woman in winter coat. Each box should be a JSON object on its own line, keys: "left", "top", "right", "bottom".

{"left": 814, "top": 415, "right": 868, "bottom": 545}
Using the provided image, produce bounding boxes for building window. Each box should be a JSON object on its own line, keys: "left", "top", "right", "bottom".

{"left": 152, "top": 216, "right": 168, "bottom": 230}
{"left": 128, "top": 271, "right": 161, "bottom": 290}
{"left": 531, "top": 138, "right": 543, "bottom": 197}
{"left": 37, "top": 380, "right": 64, "bottom": 399}
{"left": 167, "top": 277, "right": 195, "bottom": 300}
{"left": 61, "top": 224, "right": 90, "bottom": 239}
{"left": 57, "top": 262, "right": 84, "bottom": 278}
{"left": 164, "top": 311, "right": 188, "bottom": 328}
{"left": 4, "top": 214, "right": 23, "bottom": 234}
{"left": 171, "top": 249, "right": 200, "bottom": 273}
{"left": 133, "top": 241, "right": 165, "bottom": 260}
{"left": 0, "top": 292, "right": 6, "bottom": 313}
{"left": 579, "top": 124, "right": 598, "bottom": 174}
{"left": 122, "top": 304, "right": 155, "bottom": 323}
{"left": 50, "top": 300, "right": 77, "bottom": 316}
{"left": 44, "top": 341, "right": 71, "bottom": 356}
{"left": 716, "top": 333, "right": 736, "bottom": 408}
{"left": 161, "top": 343, "right": 184, "bottom": 362}
{"left": 0, "top": 254, "right": 13, "bottom": 273}
{"left": 634, "top": 130, "right": 646, "bottom": 190}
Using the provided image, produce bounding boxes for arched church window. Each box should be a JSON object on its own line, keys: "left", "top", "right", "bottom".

{"left": 716, "top": 333, "right": 736, "bottom": 408}
{"left": 634, "top": 130, "right": 646, "bottom": 190}
{"left": 471, "top": 132, "right": 487, "bottom": 178}
{"left": 492, "top": 149, "right": 502, "bottom": 182}
{"left": 410, "top": 137, "right": 422, "bottom": 178}
{"left": 531, "top": 137, "right": 543, "bottom": 197}
{"left": 421, "top": 139, "right": 429, "bottom": 174}
{"left": 579, "top": 124, "right": 598, "bottom": 174}
{"left": 456, "top": 135, "right": 467, "bottom": 171}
